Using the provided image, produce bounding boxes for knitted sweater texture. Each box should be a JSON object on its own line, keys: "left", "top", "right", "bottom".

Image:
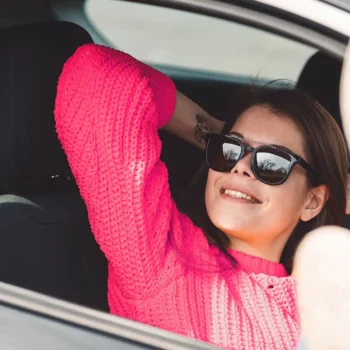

{"left": 55, "top": 44, "right": 300, "bottom": 350}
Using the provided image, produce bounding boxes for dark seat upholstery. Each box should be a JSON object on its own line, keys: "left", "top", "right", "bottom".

{"left": 297, "top": 51, "right": 343, "bottom": 129}
{"left": 0, "top": 21, "right": 108, "bottom": 311}
{"left": 297, "top": 51, "right": 350, "bottom": 228}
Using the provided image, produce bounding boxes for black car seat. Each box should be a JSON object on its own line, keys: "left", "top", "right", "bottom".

{"left": 0, "top": 21, "right": 108, "bottom": 311}
{"left": 297, "top": 51, "right": 343, "bottom": 130}
{"left": 297, "top": 51, "right": 350, "bottom": 228}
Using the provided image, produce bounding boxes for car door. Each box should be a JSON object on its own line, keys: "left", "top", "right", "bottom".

{"left": 0, "top": 282, "right": 220, "bottom": 349}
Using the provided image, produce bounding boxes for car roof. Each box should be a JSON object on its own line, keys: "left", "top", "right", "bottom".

{"left": 248, "top": 0, "right": 350, "bottom": 37}
{"left": 322, "top": 0, "right": 350, "bottom": 12}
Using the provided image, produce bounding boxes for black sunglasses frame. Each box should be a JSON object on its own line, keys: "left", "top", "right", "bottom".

{"left": 205, "top": 133, "right": 316, "bottom": 185}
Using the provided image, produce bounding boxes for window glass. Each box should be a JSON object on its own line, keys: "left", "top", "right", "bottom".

{"left": 84, "top": 0, "right": 317, "bottom": 81}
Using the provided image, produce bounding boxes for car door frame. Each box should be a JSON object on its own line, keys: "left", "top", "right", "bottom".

{"left": 0, "top": 282, "right": 221, "bottom": 349}
{"left": 119, "top": 0, "right": 348, "bottom": 59}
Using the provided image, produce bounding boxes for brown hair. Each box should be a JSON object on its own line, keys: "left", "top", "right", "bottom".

{"left": 184, "top": 83, "right": 349, "bottom": 273}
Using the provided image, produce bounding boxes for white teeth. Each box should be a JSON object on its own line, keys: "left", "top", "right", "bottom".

{"left": 224, "top": 189, "right": 259, "bottom": 203}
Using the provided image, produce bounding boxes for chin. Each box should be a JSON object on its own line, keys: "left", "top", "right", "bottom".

{"left": 206, "top": 200, "right": 260, "bottom": 236}
{"left": 211, "top": 215, "right": 249, "bottom": 235}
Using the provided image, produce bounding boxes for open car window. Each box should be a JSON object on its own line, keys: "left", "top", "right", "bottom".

{"left": 0, "top": 282, "right": 220, "bottom": 350}
{"left": 0, "top": 0, "right": 349, "bottom": 348}
{"left": 84, "top": 0, "right": 317, "bottom": 82}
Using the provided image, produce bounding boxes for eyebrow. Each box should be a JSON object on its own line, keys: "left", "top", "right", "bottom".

{"left": 228, "top": 131, "right": 295, "bottom": 154}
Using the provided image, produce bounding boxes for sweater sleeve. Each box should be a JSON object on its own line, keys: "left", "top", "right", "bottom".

{"left": 55, "top": 44, "right": 199, "bottom": 298}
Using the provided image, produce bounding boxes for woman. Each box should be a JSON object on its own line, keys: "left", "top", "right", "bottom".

{"left": 54, "top": 44, "right": 348, "bottom": 350}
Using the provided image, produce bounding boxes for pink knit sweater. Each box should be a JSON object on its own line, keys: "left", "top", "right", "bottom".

{"left": 55, "top": 44, "right": 300, "bottom": 349}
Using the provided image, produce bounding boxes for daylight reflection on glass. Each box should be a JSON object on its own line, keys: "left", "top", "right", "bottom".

{"left": 205, "top": 134, "right": 300, "bottom": 185}
{"left": 222, "top": 143, "right": 241, "bottom": 166}
{"left": 256, "top": 150, "right": 291, "bottom": 183}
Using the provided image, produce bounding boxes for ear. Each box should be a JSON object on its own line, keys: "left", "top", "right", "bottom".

{"left": 300, "top": 185, "right": 330, "bottom": 222}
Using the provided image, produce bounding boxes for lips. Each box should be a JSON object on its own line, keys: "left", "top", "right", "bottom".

{"left": 220, "top": 186, "right": 262, "bottom": 204}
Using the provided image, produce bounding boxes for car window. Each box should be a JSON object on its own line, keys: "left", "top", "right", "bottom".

{"left": 84, "top": 0, "right": 317, "bottom": 82}
{"left": 0, "top": 283, "right": 218, "bottom": 350}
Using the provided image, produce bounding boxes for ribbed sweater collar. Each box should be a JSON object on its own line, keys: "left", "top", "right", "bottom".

{"left": 228, "top": 249, "right": 288, "bottom": 277}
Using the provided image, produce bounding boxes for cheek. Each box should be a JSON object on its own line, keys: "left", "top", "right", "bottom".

{"left": 268, "top": 177, "right": 309, "bottom": 216}
{"left": 205, "top": 170, "right": 218, "bottom": 209}
{"left": 205, "top": 170, "right": 228, "bottom": 225}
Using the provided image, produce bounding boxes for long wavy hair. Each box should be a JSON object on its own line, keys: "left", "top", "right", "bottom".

{"left": 183, "top": 83, "right": 349, "bottom": 273}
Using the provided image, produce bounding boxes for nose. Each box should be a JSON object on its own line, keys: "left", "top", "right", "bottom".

{"left": 230, "top": 152, "right": 255, "bottom": 178}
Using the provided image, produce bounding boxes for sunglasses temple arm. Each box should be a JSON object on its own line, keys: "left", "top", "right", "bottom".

{"left": 299, "top": 158, "right": 316, "bottom": 177}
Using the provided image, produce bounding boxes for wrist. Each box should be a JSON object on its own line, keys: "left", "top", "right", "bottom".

{"left": 164, "top": 90, "right": 224, "bottom": 149}
{"left": 194, "top": 113, "right": 224, "bottom": 146}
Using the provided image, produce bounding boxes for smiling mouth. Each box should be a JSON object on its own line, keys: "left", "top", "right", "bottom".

{"left": 220, "top": 188, "right": 261, "bottom": 204}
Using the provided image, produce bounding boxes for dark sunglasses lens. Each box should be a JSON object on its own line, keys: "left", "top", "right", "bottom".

{"left": 206, "top": 135, "right": 241, "bottom": 172}
{"left": 255, "top": 147, "right": 292, "bottom": 184}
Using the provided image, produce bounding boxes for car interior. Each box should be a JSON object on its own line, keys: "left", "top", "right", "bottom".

{"left": 0, "top": 0, "right": 348, "bottom": 314}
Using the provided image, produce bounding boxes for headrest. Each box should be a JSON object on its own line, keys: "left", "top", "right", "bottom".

{"left": 297, "top": 51, "right": 343, "bottom": 129}
{"left": 0, "top": 21, "right": 93, "bottom": 191}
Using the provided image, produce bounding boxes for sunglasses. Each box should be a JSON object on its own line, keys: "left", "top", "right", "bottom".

{"left": 204, "top": 133, "right": 316, "bottom": 185}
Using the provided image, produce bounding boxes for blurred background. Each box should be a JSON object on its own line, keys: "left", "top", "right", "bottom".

{"left": 84, "top": 0, "right": 316, "bottom": 81}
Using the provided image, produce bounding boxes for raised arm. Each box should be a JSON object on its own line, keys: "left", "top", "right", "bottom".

{"left": 165, "top": 90, "right": 224, "bottom": 149}
{"left": 55, "top": 44, "right": 216, "bottom": 298}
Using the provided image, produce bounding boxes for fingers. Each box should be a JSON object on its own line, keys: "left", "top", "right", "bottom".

{"left": 293, "top": 226, "right": 350, "bottom": 350}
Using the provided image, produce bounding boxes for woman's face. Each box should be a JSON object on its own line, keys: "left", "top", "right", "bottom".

{"left": 205, "top": 105, "right": 319, "bottom": 259}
